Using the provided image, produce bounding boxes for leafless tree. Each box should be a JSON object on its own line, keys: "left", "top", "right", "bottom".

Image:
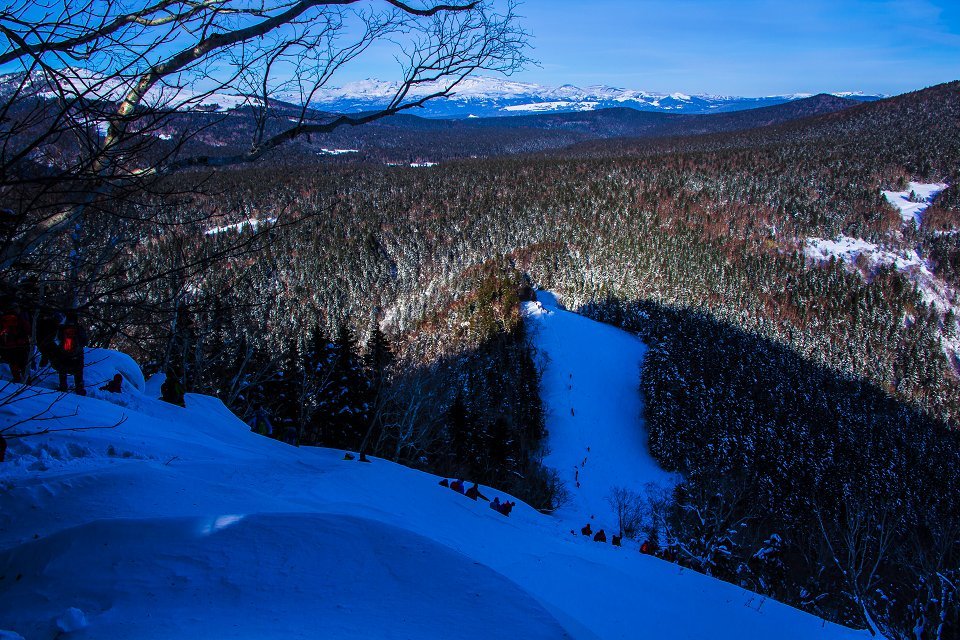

{"left": 607, "top": 485, "right": 646, "bottom": 539}
{"left": 814, "top": 491, "right": 901, "bottom": 637}
{"left": 0, "top": 0, "right": 528, "bottom": 297}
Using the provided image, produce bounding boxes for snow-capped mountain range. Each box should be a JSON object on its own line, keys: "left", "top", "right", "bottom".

{"left": 3, "top": 69, "right": 882, "bottom": 119}
{"left": 300, "top": 75, "right": 883, "bottom": 118}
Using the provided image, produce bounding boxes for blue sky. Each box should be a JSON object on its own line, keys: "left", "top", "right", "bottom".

{"left": 509, "top": 0, "right": 960, "bottom": 95}
{"left": 344, "top": 0, "right": 960, "bottom": 95}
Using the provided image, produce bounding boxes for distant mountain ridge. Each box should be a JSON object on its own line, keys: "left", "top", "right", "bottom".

{"left": 0, "top": 69, "right": 883, "bottom": 119}
{"left": 300, "top": 75, "right": 884, "bottom": 118}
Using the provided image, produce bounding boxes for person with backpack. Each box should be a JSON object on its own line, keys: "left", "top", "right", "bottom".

{"left": 160, "top": 367, "right": 186, "bottom": 406}
{"left": 248, "top": 404, "right": 273, "bottom": 436}
{"left": 449, "top": 478, "right": 465, "bottom": 494}
{"left": 490, "top": 497, "right": 514, "bottom": 516}
{"left": 593, "top": 529, "right": 607, "bottom": 543}
{"left": 465, "top": 482, "right": 489, "bottom": 501}
{"left": 100, "top": 373, "right": 123, "bottom": 393}
{"left": 55, "top": 310, "right": 86, "bottom": 395}
{"left": 0, "top": 300, "right": 32, "bottom": 383}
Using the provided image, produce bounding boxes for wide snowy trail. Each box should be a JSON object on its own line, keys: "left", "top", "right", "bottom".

{"left": 524, "top": 291, "right": 674, "bottom": 533}
{"left": 0, "top": 350, "right": 867, "bottom": 639}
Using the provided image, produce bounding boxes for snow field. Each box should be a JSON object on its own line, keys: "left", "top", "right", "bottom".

{"left": 0, "top": 347, "right": 867, "bottom": 639}
{"left": 523, "top": 291, "right": 676, "bottom": 536}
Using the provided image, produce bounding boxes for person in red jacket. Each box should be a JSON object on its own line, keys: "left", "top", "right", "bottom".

{"left": 55, "top": 311, "right": 86, "bottom": 395}
{"left": 0, "top": 301, "right": 32, "bottom": 383}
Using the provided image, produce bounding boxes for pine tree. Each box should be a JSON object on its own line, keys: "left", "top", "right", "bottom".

{"left": 446, "top": 393, "right": 472, "bottom": 476}
{"left": 359, "top": 322, "right": 394, "bottom": 457}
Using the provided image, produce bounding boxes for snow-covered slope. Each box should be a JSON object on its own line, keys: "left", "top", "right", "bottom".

{"left": 0, "top": 350, "right": 867, "bottom": 639}
{"left": 524, "top": 291, "right": 675, "bottom": 532}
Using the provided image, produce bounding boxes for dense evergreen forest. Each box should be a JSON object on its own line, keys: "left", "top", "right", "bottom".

{"left": 18, "top": 81, "right": 958, "bottom": 637}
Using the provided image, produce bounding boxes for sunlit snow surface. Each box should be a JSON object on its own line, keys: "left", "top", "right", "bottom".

{"left": 523, "top": 291, "right": 676, "bottom": 531}
{"left": 0, "top": 349, "right": 867, "bottom": 639}
{"left": 881, "top": 181, "right": 947, "bottom": 226}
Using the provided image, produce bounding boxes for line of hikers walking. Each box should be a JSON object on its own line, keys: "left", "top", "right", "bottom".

{"left": 0, "top": 295, "right": 87, "bottom": 395}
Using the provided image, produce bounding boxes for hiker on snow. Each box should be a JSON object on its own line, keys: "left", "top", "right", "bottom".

{"left": 160, "top": 368, "right": 186, "bottom": 406}
{"left": 0, "top": 299, "right": 32, "bottom": 383}
{"left": 581, "top": 523, "right": 592, "bottom": 536}
{"left": 249, "top": 404, "right": 273, "bottom": 436}
{"left": 465, "top": 482, "right": 488, "bottom": 501}
{"left": 100, "top": 373, "right": 123, "bottom": 393}
{"left": 490, "top": 497, "right": 515, "bottom": 517}
{"left": 55, "top": 310, "right": 86, "bottom": 395}
{"left": 450, "top": 478, "right": 465, "bottom": 494}
{"left": 593, "top": 529, "right": 606, "bottom": 543}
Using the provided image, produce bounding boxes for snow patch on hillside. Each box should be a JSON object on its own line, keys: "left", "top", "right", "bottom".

{"left": 882, "top": 182, "right": 947, "bottom": 226}
{"left": 804, "top": 235, "right": 960, "bottom": 366}
{"left": 204, "top": 217, "right": 276, "bottom": 236}
{"left": 503, "top": 100, "right": 599, "bottom": 113}
{"left": 804, "top": 235, "right": 958, "bottom": 309}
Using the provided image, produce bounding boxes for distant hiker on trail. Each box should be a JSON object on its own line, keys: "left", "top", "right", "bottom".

{"left": 465, "top": 482, "right": 488, "bottom": 501}
{"left": 55, "top": 310, "right": 86, "bottom": 395}
{"left": 612, "top": 534, "right": 622, "bottom": 547}
{"left": 491, "top": 496, "right": 502, "bottom": 511}
{"left": 160, "top": 369, "right": 186, "bottom": 406}
{"left": 100, "top": 374, "right": 123, "bottom": 393}
{"left": 0, "top": 299, "right": 31, "bottom": 383}
{"left": 450, "top": 479, "right": 465, "bottom": 494}
{"left": 439, "top": 478, "right": 450, "bottom": 487}
{"left": 640, "top": 539, "right": 659, "bottom": 555}
{"left": 248, "top": 405, "right": 273, "bottom": 436}
{"left": 593, "top": 529, "right": 606, "bottom": 543}
{"left": 581, "top": 523, "right": 592, "bottom": 536}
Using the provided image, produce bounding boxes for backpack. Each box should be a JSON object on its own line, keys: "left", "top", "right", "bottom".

{"left": 62, "top": 325, "right": 79, "bottom": 354}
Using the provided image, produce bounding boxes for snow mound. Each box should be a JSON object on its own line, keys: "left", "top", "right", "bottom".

{"left": 83, "top": 348, "right": 146, "bottom": 392}
{"left": 1, "top": 514, "right": 568, "bottom": 640}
